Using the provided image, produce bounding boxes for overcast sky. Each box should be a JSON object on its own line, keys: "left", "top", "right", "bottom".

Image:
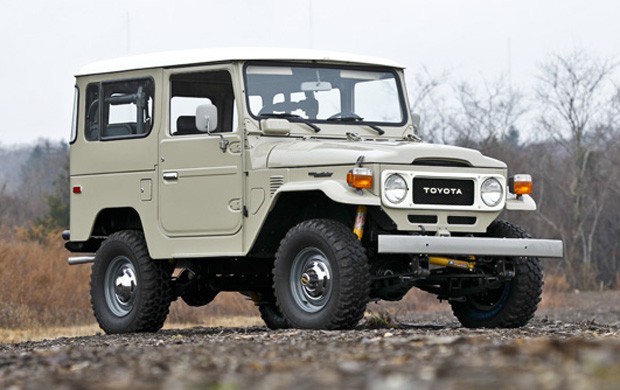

{"left": 1, "top": 0, "right": 618, "bottom": 145}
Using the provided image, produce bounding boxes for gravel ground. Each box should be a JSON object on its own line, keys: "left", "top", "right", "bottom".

{"left": 0, "top": 291, "right": 619, "bottom": 390}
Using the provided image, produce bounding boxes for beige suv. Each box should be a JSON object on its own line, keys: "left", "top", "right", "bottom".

{"left": 64, "top": 48, "right": 563, "bottom": 333}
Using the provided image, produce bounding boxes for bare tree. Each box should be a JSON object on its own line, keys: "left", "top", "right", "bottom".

{"left": 407, "top": 67, "right": 453, "bottom": 143}
{"left": 450, "top": 76, "right": 526, "bottom": 153}
{"left": 535, "top": 50, "right": 619, "bottom": 288}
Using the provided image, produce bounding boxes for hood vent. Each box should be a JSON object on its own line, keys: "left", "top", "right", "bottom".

{"left": 270, "top": 175, "right": 285, "bottom": 197}
{"left": 412, "top": 158, "right": 471, "bottom": 167}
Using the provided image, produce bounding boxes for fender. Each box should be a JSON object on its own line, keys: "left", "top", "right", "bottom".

{"left": 271, "top": 180, "right": 381, "bottom": 209}
{"left": 505, "top": 194, "right": 536, "bottom": 211}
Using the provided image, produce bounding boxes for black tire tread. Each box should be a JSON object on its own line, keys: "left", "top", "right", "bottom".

{"left": 451, "top": 220, "right": 543, "bottom": 328}
{"left": 90, "top": 230, "right": 173, "bottom": 334}
{"left": 273, "top": 219, "right": 370, "bottom": 330}
{"left": 258, "top": 304, "right": 290, "bottom": 330}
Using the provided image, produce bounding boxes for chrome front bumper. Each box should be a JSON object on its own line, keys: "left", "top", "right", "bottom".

{"left": 378, "top": 235, "right": 563, "bottom": 258}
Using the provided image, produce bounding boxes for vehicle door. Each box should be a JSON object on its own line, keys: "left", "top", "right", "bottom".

{"left": 159, "top": 67, "right": 243, "bottom": 237}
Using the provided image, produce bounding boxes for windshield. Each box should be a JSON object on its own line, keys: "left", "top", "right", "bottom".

{"left": 244, "top": 63, "right": 406, "bottom": 125}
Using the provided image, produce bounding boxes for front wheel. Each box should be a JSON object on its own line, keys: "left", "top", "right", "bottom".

{"left": 273, "top": 219, "right": 370, "bottom": 330}
{"left": 90, "top": 230, "right": 173, "bottom": 334}
{"left": 450, "top": 220, "right": 543, "bottom": 328}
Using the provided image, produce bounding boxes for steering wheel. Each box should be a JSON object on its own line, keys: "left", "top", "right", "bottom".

{"left": 327, "top": 112, "right": 362, "bottom": 120}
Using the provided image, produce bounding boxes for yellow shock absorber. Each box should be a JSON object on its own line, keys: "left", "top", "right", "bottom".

{"left": 353, "top": 205, "right": 367, "bottom": 240}
{"left": 428, "top": 256, "right": 476, "bottom": 271}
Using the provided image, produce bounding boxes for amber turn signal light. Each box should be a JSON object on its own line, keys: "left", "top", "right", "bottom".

{"left": 509, "top": 174, "right": 532, "bottom": 195}
{"left": 347, "top": 167, "right": 373, "bottom": 189}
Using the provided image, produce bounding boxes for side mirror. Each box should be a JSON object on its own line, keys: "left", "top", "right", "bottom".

{"left": 195, "top": 104, "right": 218, "bottom": 133}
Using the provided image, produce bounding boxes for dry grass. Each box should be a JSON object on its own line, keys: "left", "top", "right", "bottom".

{"left": 168, "top": 292, "right": 259, "bottom": 324}
{"left": 0, "top": 324, "right": 101, "bottom": 344}
{"left": 0, "top": 230, "right": 263, "bottom": 343}
{"left": 540, "top": 273, "right": 571, "bottom": 308}
{"left": 0, "top": 229, "right": 93, "bottom": 329}
{"left": 366, "top": 288, "right": 449, "bottom": 324}
{"left": 0, "top": 230, "right": 585, "bottom": 343}
{"left": 0, "top": 317, "right": 265, "bottom": 344}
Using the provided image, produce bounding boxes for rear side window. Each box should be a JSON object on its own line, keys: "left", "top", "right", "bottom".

{"left": 85, "top": 78, "right": 154, "bottom": 141}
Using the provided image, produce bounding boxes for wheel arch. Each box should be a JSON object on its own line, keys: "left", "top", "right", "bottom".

{"left": 91, "top": 207, "right": 144, "bottom": 237}
{"left": 248, "top": 190, "right": 358, "bottom": 258}
{"left": 65, "top": 207, "right": 145, "bottom": 253}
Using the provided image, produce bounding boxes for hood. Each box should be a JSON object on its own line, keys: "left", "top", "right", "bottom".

{"left": 266, "top": 139, "right": 506, "bottom": 169}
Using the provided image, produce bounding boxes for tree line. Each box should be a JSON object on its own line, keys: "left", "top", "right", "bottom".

{"left": 1, "top": 50, "right": 618, "bottom": 289}
{"left": 412, "top": 50, "right": 620, "bottom": 289}
{"left": 0, "top": 140, "right": 68, "bottom": 233}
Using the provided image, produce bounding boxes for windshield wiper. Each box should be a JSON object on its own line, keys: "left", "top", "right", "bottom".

{"left": 258, "top": 113, "right": 320, "bottom": 133}
{"left": 326, "top": 116, "right": 385, "bottom": 135}
{"left": 363, "top": 123, "right": 385, "bottom": 135}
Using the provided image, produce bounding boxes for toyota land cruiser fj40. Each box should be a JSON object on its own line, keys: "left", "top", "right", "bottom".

{"left": 63, "top": 48, "right": 563, "bottom": 333}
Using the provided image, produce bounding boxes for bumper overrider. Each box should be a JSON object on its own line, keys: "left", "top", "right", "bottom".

{"left": 378, "top": 235, "right": 564, "bottom": 258}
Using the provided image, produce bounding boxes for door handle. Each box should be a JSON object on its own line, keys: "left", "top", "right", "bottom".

{"left": 163, "top": 172, "right": 178, "bottom": 181}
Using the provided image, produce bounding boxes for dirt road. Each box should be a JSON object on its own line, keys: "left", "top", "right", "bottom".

{"left": 1, "top": 291, "right": 619, "bottom": 389}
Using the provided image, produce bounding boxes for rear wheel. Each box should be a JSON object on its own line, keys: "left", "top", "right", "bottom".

{"left": 90, "top": 230, "right": 173, "bottom": 334}
{"left": 450, "top": 220, "right": 543, "bottom": 328}
{"left": 259, "top": 303, "right": 289, "bottom": 330}
{"left": 273, "top": 219, "right": 370, "bottom": 330}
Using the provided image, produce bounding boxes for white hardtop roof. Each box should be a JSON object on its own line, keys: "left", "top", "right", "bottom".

{"left": 76, "top": 47, "right": 405, "bottom": 76}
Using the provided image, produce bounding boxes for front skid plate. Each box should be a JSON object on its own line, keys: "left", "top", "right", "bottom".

{"left": 378, "top": 235, "right": 563, "bottom": 258}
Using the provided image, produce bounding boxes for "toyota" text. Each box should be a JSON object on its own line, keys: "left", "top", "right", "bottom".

{"left": 423, "top": 187, "right": 463, "bottom": 195}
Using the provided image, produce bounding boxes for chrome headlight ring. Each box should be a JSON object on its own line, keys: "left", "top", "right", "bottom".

{"left": 384, "top": 174, "right": 408, "bottom": 204}
{"left": 480, "top": 177, "right": 503, "bottom": 207}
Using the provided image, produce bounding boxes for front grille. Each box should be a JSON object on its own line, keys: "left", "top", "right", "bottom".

{"left": 413, "top": 178, "right": 474, "bottom": 206}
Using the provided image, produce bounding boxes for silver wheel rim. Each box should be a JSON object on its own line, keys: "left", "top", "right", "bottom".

{"left": 104, "top": 256, "right": 138, "bottom": 317}
{"left": 290, "top": 247, "right": 333, "bottom": 313}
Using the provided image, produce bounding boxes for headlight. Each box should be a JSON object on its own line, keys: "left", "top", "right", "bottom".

{"left": 384, "top": 174, "right": 408, "bottom": 204}
{"left": 480, "top": 177, "right": 503, "bottom": 207}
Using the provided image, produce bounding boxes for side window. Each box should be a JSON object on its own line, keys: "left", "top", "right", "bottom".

{"left": 70, "top": 86, "right": 79, "bottom": 144}
{"left": 84, "top": 78, "right": 155, "bottom": 141}
{"left": 85, "top": 84, "right": 100, "bottom": 141}
{"left": 170, "top": 70, "right": 235, "bottom": 136}
{"left": 170, "top": 96, "right": 213, "bottom": 135}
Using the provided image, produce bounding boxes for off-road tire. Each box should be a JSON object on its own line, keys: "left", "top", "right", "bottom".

{"left": 90, "top": 230, "right": 173, "bottom": 334}
{"left": 259, "top": 303, "right": 290, "bottom": 330}
{"left": 273, "top": 219, "right": 370, "bottom": 330}
{"left": 450, "top": 220, "right": 543, "bottom": 328}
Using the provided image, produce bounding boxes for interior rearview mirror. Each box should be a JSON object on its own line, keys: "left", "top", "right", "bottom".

{"left": 300, "top": 81, "right": 332, "bottom": 92}
{"left": 195, "top": 104, "right": 218, "bottom": 132}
